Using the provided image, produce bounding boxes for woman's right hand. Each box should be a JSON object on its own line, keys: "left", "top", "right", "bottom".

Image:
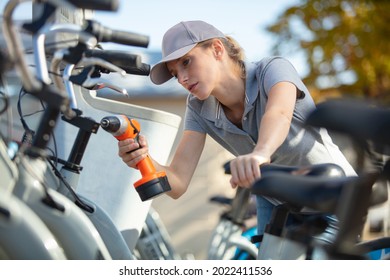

{"left": 118, "top": 135, "right": 149, "bottom": 169}
{"left": 228, "top": 153, "right": 270, "bottom": 189}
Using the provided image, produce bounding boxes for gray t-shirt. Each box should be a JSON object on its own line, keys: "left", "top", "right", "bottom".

{"left": 184, "top": 56, "right": 356, "bottom": 176}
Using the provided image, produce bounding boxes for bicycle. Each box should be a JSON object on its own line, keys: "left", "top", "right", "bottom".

{"left": 205, "top": 161, "right": 339, "bottom": 261}
{"left": 1, "top": 0, "right": 118, "bottom": 260}
{"left": 1, "top": 0, "right": 277, "bottom": 261}
{"left": 0, "top": 1, "right": 181, "bottom": 259}
{"left": 251, "top": 98, "right": 390, "bottom": 260}
{"left": 206, "top": 187, "right": 259, "bottom": 260}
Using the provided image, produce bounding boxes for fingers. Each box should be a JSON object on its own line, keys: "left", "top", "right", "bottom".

{"left": 137, "top": 134, "right": 148, "bottom": 148}
{"left": 229, "top": 177, "right": 238, "bottom": 189}
{"left": 118, "top": 137, "right": 148, "bottom": 169}
{"left": 229, "top": 155, "right": 264, "bottom": 188}
{"left": 118, "top": 138, "right": 137, "bottom": 155}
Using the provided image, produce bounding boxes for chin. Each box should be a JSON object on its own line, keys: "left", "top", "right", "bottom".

{"left": 193, "top": 91, "right": 211, "bottom": 101}
{"left": 195, "top": 95, "right": 209, "bottom": 101}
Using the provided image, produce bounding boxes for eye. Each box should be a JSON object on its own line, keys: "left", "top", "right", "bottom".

{"left": 182, "top": 58, "right": 190, "bottom": 67}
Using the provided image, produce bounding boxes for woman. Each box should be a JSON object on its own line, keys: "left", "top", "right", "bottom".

{"left": 117, "top": 20, "right": 356, "bottom": 248}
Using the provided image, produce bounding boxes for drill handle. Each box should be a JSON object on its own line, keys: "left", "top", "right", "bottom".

{"left": 125, "top": 134, "right": 141, "bottom": 154}
{"left": 137, "top": 155, "right": 156, "bottom": 177}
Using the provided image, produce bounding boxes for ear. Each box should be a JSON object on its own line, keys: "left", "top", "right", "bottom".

{"left": 212, "top": 39, "right": 224, "bottom": 60}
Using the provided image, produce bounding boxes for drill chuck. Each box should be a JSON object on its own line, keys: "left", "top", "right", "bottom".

{"left": 100, "top": 115, "right": 139, "bottom": 140}
{"left": 100, "top": 115, "right": 171, "bottom": 201}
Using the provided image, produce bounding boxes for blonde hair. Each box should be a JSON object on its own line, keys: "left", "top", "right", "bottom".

{"left": 199, "top": 36, "right": 246, "bottom": 79}
{"left": 222, "top": 36, "right": 246, "bottom": 79}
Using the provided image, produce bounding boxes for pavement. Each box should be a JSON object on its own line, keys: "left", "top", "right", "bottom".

{"left": 152, "top": 136, "right": 236, "bottom": 260}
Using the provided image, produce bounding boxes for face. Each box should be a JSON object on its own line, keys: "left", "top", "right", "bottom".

{"left": 166, "top": 43, "right": 221, "bottom": 100}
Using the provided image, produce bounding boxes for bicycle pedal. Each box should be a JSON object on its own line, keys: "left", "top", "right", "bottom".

{"left": 250, "top": 234, "right": 263, "bottom": 244}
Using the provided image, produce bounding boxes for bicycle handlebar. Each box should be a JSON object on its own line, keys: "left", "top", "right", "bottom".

{"left": 84, "top": 49, "right": 148, "bottom": 75}
{"left": 23, "top": 1, "right": 118, "bottom": 35}
{"left": 119, "top": 63, "right": 150, "bottom": 76}
{"left": 3, "top": 0, "right": 151, "bottom": 115}
{"left": 66, "top": 0, "right": 119, "bottom": 11}
{"left": 84, "top": 20, "right": 150, "bottom": 48}
{"left": 22, "top": 5, "right": 149, "bottom": 48}
{"left": 223, "top": 161, "right": 346, "bottom": 178}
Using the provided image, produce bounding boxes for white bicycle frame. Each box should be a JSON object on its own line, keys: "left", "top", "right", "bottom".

{"left": 1, "top": 0, "right": 181, "bottom": 259}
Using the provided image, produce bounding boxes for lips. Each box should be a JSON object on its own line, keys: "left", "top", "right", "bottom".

{"left": 188, "top": 82, "right": 198, "bottom": 92}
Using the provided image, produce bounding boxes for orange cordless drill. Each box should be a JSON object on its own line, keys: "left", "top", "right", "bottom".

{"left": 100, "top": 115, "right": 171, "bottom": 201}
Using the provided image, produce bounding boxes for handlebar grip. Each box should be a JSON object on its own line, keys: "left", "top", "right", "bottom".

{"left": 223, "top": 161, "right": 275, "bottom": 175}
{"left": 84, "top": 49, "right": 142, "bottom": 69}
{"left": 66, "top": 0, "right": 119, "bottom": 11}
{"left": 85, "top": 20, "right": 149, "bottom": 48}
{"left": 223, "top": 161, "right": 231, "bottom": 174}
{"left": 123, "top": 63, "right": 150, "bottom": 76}
{"left": 109, "top": 30, "right": 150, "bottom": 48}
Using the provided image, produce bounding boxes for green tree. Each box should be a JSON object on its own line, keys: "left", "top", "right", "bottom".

{"left": 266, "top": 0, "right": 390, "bottom": 102}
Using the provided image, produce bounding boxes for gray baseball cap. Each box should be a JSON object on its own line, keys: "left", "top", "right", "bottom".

{"left": 150, "top": 20, "right": 226, "bottom": 85}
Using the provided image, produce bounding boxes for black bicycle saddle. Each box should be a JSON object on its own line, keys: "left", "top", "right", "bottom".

{"left": 306, "top": 98, "right": 390, "bottom": 147}
{"left": 252, "top": 173, "right": 357, "bottom": 213}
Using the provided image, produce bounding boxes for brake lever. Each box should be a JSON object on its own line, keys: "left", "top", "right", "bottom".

{"left": 83, "top": 77, "right": 128, "bottom": 96}
{"left": 79, "top": 57, "right": 126, "bottom": 77}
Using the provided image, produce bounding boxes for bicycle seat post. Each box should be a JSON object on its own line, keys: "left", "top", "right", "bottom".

{"left": 228, "top": 187, "right": 251, "bottom": 225}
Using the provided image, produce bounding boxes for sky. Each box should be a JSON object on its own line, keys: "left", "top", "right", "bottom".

{"left": 93, "top": 0, "right": 305, "bottom": 75}
{"left": 0, "top": 0, "right": 306, "bottom": 93}
{"left": 0, "top": 0, "right": 304, "bottom": 74}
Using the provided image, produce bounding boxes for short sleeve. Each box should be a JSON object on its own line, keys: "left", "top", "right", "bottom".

{"left": 184, "top": 104, "right": 206, "bottom": 133}
{"left": 262, "top": 57, "right": 307, "bottom": 99}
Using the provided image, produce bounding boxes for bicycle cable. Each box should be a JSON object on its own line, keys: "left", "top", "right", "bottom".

{"left": 46, "top": 158, "right": 94, "bottom": 213}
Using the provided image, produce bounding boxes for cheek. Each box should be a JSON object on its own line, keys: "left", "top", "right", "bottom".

{"left": 196, "top": 64, "right": 213, "bottom": 84}
{"left": 195, "top": 81, "right": 214, "bottom": 100}
{"left": 202, "top": 69, "right": 218, "bottom": 91}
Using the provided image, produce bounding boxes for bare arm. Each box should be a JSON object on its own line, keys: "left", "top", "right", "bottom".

{"left": 229, "top": 81, "right": 297, "bottom": 188}
{"left": 118, "top": 130, "right": 206, "bottom": 199}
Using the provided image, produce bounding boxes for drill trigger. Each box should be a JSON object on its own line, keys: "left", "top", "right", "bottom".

{"left": 128, "top": 119, "right": 141, "bottom": 146}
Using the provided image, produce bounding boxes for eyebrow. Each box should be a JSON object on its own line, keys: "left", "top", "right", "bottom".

{"left": 166, "top": 57, "right": 183, "bottom": 76}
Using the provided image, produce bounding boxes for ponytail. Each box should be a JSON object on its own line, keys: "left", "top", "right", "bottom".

{"left": 222, "top": 36, "right": 246, "bottom": 79}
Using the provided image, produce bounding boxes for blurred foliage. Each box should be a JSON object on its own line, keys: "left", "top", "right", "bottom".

{"left": 266, "top": 0, "right": 390, "bottom": 103}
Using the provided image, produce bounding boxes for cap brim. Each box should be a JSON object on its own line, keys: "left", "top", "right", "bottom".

{"left": 150, "top": 43, "right": 197, "bottom": 85}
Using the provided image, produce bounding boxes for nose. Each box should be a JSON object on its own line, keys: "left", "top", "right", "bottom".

{"left": 177, "top": 71, "right": 188, "bottom": 86}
